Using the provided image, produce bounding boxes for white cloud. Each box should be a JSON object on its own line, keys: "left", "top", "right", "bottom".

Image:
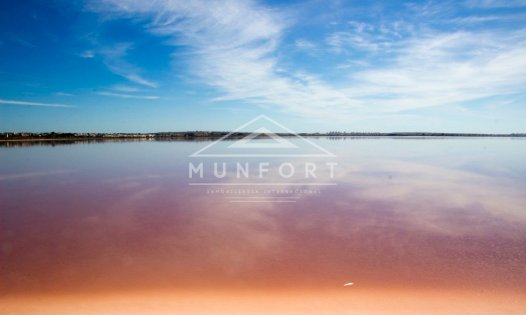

{"left": 89, "top": 0, "right": 358, "bottom": 118}
{"left": 111, "top": 84, "right": 141, "bottom": 92}
{"left": 465, "top": 0, "right": 526, "bottom": 8}
{"left": 80, "top": 50, "right": 95, "bottom": 58}
{"left": 0, "top": 99, "right": 76, "bottom": 108}
{"left": 88, "top": 0, "right": 526, "bottom": 118}
{"left": 295, "top": 39, "right": 316, "bottom": 50}
{"left": 97, "top": 91, "right": 159, "bottom": 99}
{"left": 450, "top": 14, "right": 526, "bottom": 25}
{"left": 326, "top": 20, "right": 407, "bottom": 54}
{"left": 100, "top": 43, "right": 158, "bottom": 88}
{"left": 327, "top": 31, "right": 386, "bottom": 53}
{"left": 342, "top": 30, "right": 526, "bottom": 112}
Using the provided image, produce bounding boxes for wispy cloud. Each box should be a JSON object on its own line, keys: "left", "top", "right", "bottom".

{"left": 295, "top": 39, "right": 316, "bottom": 50}
{"left": 0, "top": 99, "right": 76, "bottom": 108}
{"left": 11, "top": 35, "right": 36, "bottom": 48}
{"left": 326, "top": 20, "right": 409, "bottom": 54}
{"left": 89, "top": 0, "right": 358, "bottom": 117}
{"left": 111, "top": 84, "right": 141, "bottom": 92}
{"left": 465, "top": 0, "right": 526, "bottom": 8}
{"left": 335, "top": 26, "right": 526, "bottom": 112}
{"left": 55, "top": 92, "right": 74, "bottom": 96}
{"left": 97, "top": 91, "right": 159, "bottom": 99}
{"left": 449, "top": 13, "right": 526, "bottom": 25}
{"left": 79, "top": 50, "right": 95, "bottom": 58}
{"left": 88, "top": 0, "right": 526, "bottom": 118}
{"left": 100, "top": 43, "right": 157, "bottom": 88}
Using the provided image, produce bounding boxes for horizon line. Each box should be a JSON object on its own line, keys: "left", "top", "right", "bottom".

{"left": 2, "top": 131, "right": 526, "bottom": 135}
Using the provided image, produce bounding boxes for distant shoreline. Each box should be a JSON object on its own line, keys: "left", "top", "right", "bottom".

{"left": 1, "top": 131, "right": 526, "bottom": 142}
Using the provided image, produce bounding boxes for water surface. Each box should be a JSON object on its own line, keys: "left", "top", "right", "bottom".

{"left": 1, "top": 138, "right": 525, "bottom": 314}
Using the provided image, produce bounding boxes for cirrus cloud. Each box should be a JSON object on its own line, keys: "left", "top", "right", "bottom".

{"left": 87, "top": 0, "right": 526, "bottom": 119}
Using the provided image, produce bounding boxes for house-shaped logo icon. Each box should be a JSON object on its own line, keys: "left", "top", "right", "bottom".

{"left": 190, "top": 115, "right": 335, "bottom": 157}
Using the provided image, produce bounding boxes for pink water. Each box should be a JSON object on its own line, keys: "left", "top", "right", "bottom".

{"left": 1, "top": 138, "right": 525, "bottom": 313}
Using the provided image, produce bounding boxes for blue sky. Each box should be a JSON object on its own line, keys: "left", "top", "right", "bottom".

{"left": 1, "top": 0, "right": 526, "bottom": 133}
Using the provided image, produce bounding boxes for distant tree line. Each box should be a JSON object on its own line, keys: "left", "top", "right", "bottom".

{"left": 1, "top": 131, "right": 525, "bottom": 141}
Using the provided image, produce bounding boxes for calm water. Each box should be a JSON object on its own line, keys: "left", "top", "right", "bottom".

{"left": 1, "top": 138, "right": 526, "bottom": 314}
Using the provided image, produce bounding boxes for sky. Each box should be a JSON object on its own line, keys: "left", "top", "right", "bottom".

{"left": 1, "top": 0, "right": 526, "bottom": 133}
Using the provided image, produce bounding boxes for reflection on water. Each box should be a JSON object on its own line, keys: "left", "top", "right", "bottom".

{"left": 1, "top": 138, "right": 525, "bottom": 313}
